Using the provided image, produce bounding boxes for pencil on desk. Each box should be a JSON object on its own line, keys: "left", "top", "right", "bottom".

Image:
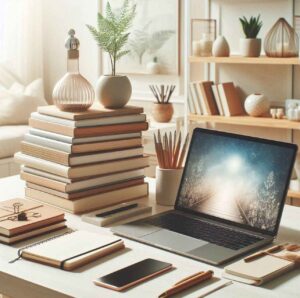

{"left": 158, "top": 270, "right": 214, "bottom": 298}
{"left": 244, "top": 244, "right": 284, "bottom": 262}
{"left": 177, "top": 134, "right": 189, "bottom": 168}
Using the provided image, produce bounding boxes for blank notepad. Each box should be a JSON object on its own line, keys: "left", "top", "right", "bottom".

{"left": 20, "top": 230, "right": 124, "bottom": 270}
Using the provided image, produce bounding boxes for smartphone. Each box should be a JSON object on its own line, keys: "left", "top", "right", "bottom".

{"left": 93, "top": 258, "right": 173, "bottom": 291}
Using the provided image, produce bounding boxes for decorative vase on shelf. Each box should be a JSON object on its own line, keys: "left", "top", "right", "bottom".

{"left": 146, "top": 57, "right": 161, "bottom": 74}
{"left": 192, "top": 33, "right": 213, "bottom": 57}
{"left": 244, "top": 93, "right": 270, "bottom": 117}
{"left": 52, "top": 29, "right": 95, "bottom": 111}
{"left": 212, "top": 36, "right": 230, "bottom": 57}
{"left": 152, "top": 103, "right": 174, "bottom": 123}
{"left": 264, "top": 18, "right": 299, "bottom": 57}
{"left": 96, "top": 75, "right": 132, "bottom": 109}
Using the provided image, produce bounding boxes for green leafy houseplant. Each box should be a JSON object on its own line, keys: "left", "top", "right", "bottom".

{"left": 239, "top": 15, "right": 263, "bottom": 39}
{"left": 86, "top": 0, "right": 136, "bottom": 76}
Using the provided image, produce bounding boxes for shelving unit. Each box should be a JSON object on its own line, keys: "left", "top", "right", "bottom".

{"left": 189, "top": 55, "right": 300, "bottom": 65}
{"left": 188, "top": 115, "right": 300, "bottom": 130}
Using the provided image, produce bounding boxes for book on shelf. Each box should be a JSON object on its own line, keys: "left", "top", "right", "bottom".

{"left": 199, "top": 81, "right": 219, "bottom": 115}
{"left": 212, "top": 85, "right": 224, "bottom": 116}
{"left": 24, "top": 133, "right": 142, "bottom": 154}
{"left": 38, "top": 105, "right": 144, "bottom": 120}
{"left": 29, "top": 128, "right": 141, "bottom": 144}
{"left": 14, "top": 152, "right": 149, "bottom": 179}
{"left": 21, "top": 142, "right": 143, "bottom": 166}
{"left": 189, "top": 82, "right": 202, "bottom": 114}
{"left": 0, "top": 198, "right": 66, "bottom": 244}
{"left": 26, "top": 177, "right": 144, "bottom": 200}
{"left": 29, "top": 118, "right": 149, "bottom": 138}
{"left": 217, "top": 82, "right": 245, "bottom": 116}
{"left": 17, "top": 230, "right": 125, "bottom": 270}
{"left": 194, "top": 82, "right": 208, "bottom": 115}
{"left": 25, "top": 183, "right": 149, "bottom": 214}
{"left": 20, "top": 167, "right": 145, "bottom": 193}
{"left": 187, "top": 86, "right": 196, "bottom": 114}
{"left": 31, "top": 112, "right": 147, "bottom": 128}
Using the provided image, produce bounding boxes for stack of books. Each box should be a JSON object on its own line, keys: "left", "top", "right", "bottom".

{"left": 188, "top": 81, "right": 245, "bottom": 116}
{"left": 0, "top": 198, "right": 66, "bottom": 244}
{"left": 15, "top": 105, "right": 149, "bottom": 214}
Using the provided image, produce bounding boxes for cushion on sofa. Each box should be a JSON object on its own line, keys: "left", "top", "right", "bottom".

{"left": 0, "top": 125, "right": 28, "bottom": 159}
{"left": 0, "top": 79, "right": 47, "bottom": 125}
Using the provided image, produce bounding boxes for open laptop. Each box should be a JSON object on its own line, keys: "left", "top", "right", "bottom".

{"left": 112, "top": 128, "right": 297, "bottom": 265}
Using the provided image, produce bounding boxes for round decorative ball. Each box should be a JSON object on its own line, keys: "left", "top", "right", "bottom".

{"left": 244, "top": 94, "right": 270, "bottom": 117}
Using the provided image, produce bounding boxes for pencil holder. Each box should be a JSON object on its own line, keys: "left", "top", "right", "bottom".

{"left": 156, "top": 166, "right": 183, "bottom": 206}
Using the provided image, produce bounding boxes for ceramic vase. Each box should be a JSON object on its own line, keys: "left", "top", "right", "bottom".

{"left": 146, "top": 57, "right": 161, "bottom": 74}
{"left": 239, "top": 38, "right": 261, "bottom": 57}
{"left": 96, "top": 75, "right": 132, "bottom": 109}
{"left": 212, "top": 36, "right": 230, "bottom": 57}
{"left": 244, "top": 94, "right": 270, "bottom": 117}
{"left": 152, "top": 103, "right": 174, "bottom": 123}
{"left": 156, "top": 166, "right": 183, "bottom": 206}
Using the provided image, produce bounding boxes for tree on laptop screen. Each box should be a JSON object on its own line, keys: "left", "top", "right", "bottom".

{"left": 177, "top": 132, "right": 294, "bottom": 233}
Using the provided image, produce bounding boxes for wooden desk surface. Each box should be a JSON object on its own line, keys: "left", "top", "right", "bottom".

{"left": 0, "top": 175, "right": 299, "bottom": 298}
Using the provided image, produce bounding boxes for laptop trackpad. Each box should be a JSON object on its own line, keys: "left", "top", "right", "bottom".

{"left": 141, "top": 229, "right": 208, "bottom": 252}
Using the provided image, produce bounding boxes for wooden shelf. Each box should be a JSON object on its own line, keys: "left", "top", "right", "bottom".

{"left": 287, "top": 190, "right": 300, "bottom": 199}
{"left": 189, "top": 55, "right": 300, "bottom": 65}
{"left": 189, "top": 114, "right": 300, "bottom": 130}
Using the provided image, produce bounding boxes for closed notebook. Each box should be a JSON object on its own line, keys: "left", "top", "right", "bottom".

{"left": 29, "top": 118, "right": 148, "bottom": 138}
{"left": 18, "top": 230, "right": 125, "bottom": 270}
{"left": 25, "top": 183, "right": 149, "bottom": 214}
{"left": 20, "top": 168, "right": 145, "bottom": 193}
{"left": 38, "top": 105, "right": 144, "bottom": 120}
{"left": 223, "top": 252, "right": 295, "bottom": 285}
{"left": 24, "top": 133, "right": 142, "bottom": 154}
{"left": 21, "top": 142, "right": 143, "bottom": 166}
{"left": 15, "top": 152, "right": 149, "bottom": 179}
{"left": 31, "top": 112, "right": 146, "bottom": 127}
{"left": 29, "top": 128, "right": 141, "bottom": 145}
{"left": 0, "top": 198, "right": 65, "bottom": 237}
{"left": 26, "top": 177, "right": 144, "bottom": 199}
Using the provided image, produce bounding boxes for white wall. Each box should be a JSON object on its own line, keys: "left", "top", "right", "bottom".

{"left": 42, "top": 0, "right": 99, "bottom": 102}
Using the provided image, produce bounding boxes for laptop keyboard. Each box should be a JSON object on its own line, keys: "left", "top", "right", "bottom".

{"left": 144, "top": 213, "right": 263, "bottom": 250}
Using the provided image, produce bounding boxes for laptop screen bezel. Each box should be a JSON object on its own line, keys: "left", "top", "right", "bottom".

{"left": 174, "top": 128, "right": 297, "bottom": 237}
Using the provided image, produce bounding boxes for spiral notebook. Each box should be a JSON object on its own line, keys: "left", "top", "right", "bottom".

{"left": 14, "top": 230, "right": 124, "bottom": 271}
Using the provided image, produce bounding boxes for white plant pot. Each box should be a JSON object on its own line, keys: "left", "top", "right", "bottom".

{"left": 212, "top": 36, "right": 230, "bottom": 57}
{"left": 96, "top": 75, "right": 132, "bottom": 109}
{"left": 240, "top": 38, "right": 261, "bottom": 57}
{"left": 146, "top": 61, "right": 161, "bottom": 74}
{"left": 155, "top": 167, "right": 183, "bottom": 206}
{"left": 244, "top": 93, "right": 270, "bottom": 117}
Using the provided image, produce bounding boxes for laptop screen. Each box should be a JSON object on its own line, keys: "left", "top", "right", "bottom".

{"left": 176, "top": 129, "right": 297, "bottom": 235}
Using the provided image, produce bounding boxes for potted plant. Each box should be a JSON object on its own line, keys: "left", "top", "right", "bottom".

{"left": 87, "top": 0, "right": 136, "bottom": 108}
{"left": 239, "top": 15, "right": 263, "bottom": 57}
{"left": 149, "top": 85, "right": 176, "bottom": 123}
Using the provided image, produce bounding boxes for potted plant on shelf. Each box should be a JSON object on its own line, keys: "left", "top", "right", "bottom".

{"left": 239, "top": 15, "right": 263, "bottom": 57}
{"left": 149, "top": 85, "right": 176, "bottom": 123}
{"left": 87, "top": 0, "right": 136, "bottom": 109}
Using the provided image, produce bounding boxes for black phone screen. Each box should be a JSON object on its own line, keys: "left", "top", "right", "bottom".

{"left": 98, "top": 258, "right": 171, "bottom": 288}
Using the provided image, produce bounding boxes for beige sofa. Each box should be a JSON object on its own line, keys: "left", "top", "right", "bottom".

{"left": 0, "top": 125, "right": 28, "bottom": 178}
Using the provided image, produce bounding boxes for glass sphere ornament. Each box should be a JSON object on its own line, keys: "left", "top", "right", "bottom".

{"left": 264, "top": 18, "right": 299, "bottom": 57}
{"left": 53, "top": 29, "right": 95, "bottom": 111}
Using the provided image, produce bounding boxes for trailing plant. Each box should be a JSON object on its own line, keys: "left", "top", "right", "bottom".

{"left": 86, "top": 0, "right": 136, "bottom": 76}
{"left": 239, "top": 15, "right": 263, "bottom": 39}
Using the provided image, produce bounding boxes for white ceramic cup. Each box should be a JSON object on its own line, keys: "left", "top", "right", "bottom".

{"left": 155, "top": 166, "right": 184, "bottom": 206}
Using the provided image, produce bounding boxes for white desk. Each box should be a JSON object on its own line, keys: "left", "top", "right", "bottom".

{"left": 0, "top": 175, "right": 299, "bottom": 298}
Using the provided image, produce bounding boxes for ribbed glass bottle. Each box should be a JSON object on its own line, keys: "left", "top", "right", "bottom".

{"left": 53, "top": 29, "right": 94, "bottom": 111}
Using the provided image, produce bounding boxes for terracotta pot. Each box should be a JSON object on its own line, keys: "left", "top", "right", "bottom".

{"left": 96, "top": 75, "right": 132, "bottom": 109}
{"left": 152, "top": 103, "right": 174, "bottom": 123}
{"left": 240, "top": 38, "right": 261, "bottom": 57}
